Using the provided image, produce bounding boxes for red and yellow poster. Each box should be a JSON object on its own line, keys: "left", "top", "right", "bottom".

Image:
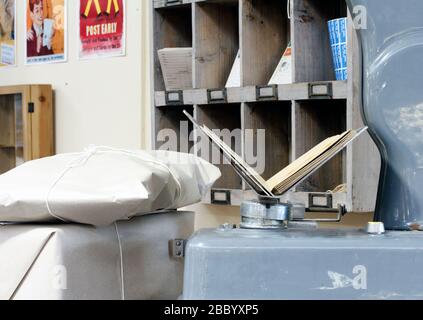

{"left": 25, "top": 0, "right": 66, "bottom": 65}
{"left": 79, "top": 0, "right": 125, "bottom": 60}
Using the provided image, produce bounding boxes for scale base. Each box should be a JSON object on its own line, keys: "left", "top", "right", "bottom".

{"left": 240, "top": 199, "right": 292, "bottom": 230}
{"left": 183, "top": 228, "right": 423, "bottom": 300}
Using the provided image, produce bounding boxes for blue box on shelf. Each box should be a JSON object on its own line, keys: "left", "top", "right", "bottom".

{"left": 328, "top": 17, "right": 348, "bottom": 81}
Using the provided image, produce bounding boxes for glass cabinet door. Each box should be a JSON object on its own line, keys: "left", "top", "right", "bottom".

{"left": 0, "top": 94, "right": 23, "bottom": 174}
{"left": 14, "top": 94, "right": 24, "bottom": 167}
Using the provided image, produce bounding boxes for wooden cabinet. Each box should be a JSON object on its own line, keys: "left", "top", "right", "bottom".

{"left": 0, "top": 85, "right": 54, "bottom": 174}
{"left": 150, "top": 0, "right": 381, "bottom": 212}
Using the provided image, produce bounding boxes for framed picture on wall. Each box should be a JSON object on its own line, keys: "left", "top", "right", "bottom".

{"left": 78, "top": 0, "right": 126, "bottom": 60}
{"left": 25, "top": 0, "right": 67, "bottom": 65}
{"left": 0, "top": 0, "right": 16, "bottom": 67}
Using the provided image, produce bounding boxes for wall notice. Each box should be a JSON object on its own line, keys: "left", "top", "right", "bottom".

{"left": 0, "top": 0, "right": 16, "bottom": 67}
{"left": 79, "top": 0, "right": 125, "bottom": 60}
{"left": 25, "top": 0, "right": 67, "bottom": 65}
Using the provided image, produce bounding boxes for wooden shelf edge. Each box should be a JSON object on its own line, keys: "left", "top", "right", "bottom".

{"left": 154, "top": 0, "right": 192, "bottom": 9}
{"left": 154, "top": 81, "right": 348, "bottom": 107}
{"left": 201, "top": 189, "right": 348, "bottom": 208}
{"left": 154, "top": 0, "right": 237, "bottom": 8}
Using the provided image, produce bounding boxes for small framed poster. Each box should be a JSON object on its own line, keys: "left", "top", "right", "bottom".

{"left": 78, "top": 0, "right": 126, "bottom": 60}
{"left": 0, "top": 0, "right": 16, "bottom": 67}
{"left": 25, "top": 0, "right": 67, "bottom": 65}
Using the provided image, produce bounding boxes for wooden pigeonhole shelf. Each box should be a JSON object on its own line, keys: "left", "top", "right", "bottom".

{"left": 151, "top": 0, "right": 381, "bottom": 212}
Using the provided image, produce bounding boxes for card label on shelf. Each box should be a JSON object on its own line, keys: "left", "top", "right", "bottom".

{"left": 165, "top": 90, "right": 184, "bottom": 105}
{"left": 165, "top": 0, "right": 182, "bottom": 6}
{"left": 308, "top": 83, "right": 333, "bottom": 99}
{"left": 256, "top": 85, "right": 278, "bottom": 101}
{"left": 211, "top": 189, "right": 232, "bottom": 205}
{"left": 207, "top": 89, "right": 227, "bottom": 104}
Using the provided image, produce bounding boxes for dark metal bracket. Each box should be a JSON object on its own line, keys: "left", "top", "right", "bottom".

{"left": 165, "top": 90, "right": 184, "bottom": 105}
{"left": 207, "top": 89, "right": 227, "bottom": 104}
{"left": 211, "top": 189, "right": 232, "bottom": 206}
{"left": 165, "top": 0, "right": 182, "bottom": 6}
{"left": 256, "top": 85, "right": 278, "bottom": 101}
{"left": 308, "top": 82, "right": 333, "bottom": 99}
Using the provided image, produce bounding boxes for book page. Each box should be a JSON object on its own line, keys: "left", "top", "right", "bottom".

{"left": 201, "top": 125, "right": 269, "bottom": 190}
{"left": 265, "top": 131, "right": 354, "bottom": 193}
{"left": 183, "top": 111, "right": 272, "bottom": 196}
{"left": 184, "top": 110, "right": 366, "bottom": 198}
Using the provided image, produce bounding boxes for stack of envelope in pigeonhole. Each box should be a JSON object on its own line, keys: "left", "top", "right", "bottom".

{"left": 158, "top": 48, "right": 193, "bottom": 90}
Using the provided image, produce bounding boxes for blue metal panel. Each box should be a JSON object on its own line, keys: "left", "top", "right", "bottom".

{"left": 183, "top": 228, "right": 423, "bottom": 300}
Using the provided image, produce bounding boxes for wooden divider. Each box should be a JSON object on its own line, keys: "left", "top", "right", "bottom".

{"left": 151, "top": 0, "right": 380, "bottom": 210}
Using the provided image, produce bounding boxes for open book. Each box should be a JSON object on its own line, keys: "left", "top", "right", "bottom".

{"left": 183, "top": 110, "right": 367, "bottom": 198}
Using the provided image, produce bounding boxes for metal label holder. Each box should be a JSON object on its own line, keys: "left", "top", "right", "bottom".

{"left": 207, "top": 89, "right": 228, "bottom": 104}
{"left": 308, "top": 82, "right": 333, "bottom": 99}
{"left": 165, "top": 0, "right": 182, "bottom": 6}
{"left": 211, "top": 189, "right": 232, "bottom": 206}
{"left": 165, "top": 90, "right": 184, "bottom": 106}
{"left": 256, "top": 85, "right": 278, "bottom": 101}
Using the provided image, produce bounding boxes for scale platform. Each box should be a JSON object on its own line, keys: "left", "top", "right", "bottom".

{"left": 182, "top": 227, "right": 423, "bottom": 300}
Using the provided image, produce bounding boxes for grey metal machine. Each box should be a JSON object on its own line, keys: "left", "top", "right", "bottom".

{"left": 182, "top": 0, "right": 423, "bottom": 300}
{"left": 353, "top": 0, "right": 423, "bottom": 231}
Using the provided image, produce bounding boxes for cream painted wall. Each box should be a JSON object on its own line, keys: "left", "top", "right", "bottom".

{"left": 0, "top": 0, "right": 146, "bottom": 153}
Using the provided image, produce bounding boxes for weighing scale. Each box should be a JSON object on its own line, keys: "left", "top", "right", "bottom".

{"left": 182, "top": 0, "right": 423, "bottom": 300}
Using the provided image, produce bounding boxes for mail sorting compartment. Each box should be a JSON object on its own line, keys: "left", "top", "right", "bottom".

{"left": 194, "top": 0, "right": 239, "bottom": 89}
{"left": 153, "top": 4, "right": 193, "bottom": 91}
{"left": 0, "top": 94, "right": 23, "bottom": 174}
{"left": 154, "top": 105, "right": 194, "bottom": 152}
{"left": 241, "top": 0, "right": 290, "bottom": 86}
{"left": 292, "top": 0, "right": 348, "bottom": 82}
{"left": 293, "top": 99, "right": 346, "bottom": 193}
{"left": 243, "top": 101, "right": 291, "bottom": 184}
{"left": 195, "top": 103, "right": 242, "bottom": 190}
